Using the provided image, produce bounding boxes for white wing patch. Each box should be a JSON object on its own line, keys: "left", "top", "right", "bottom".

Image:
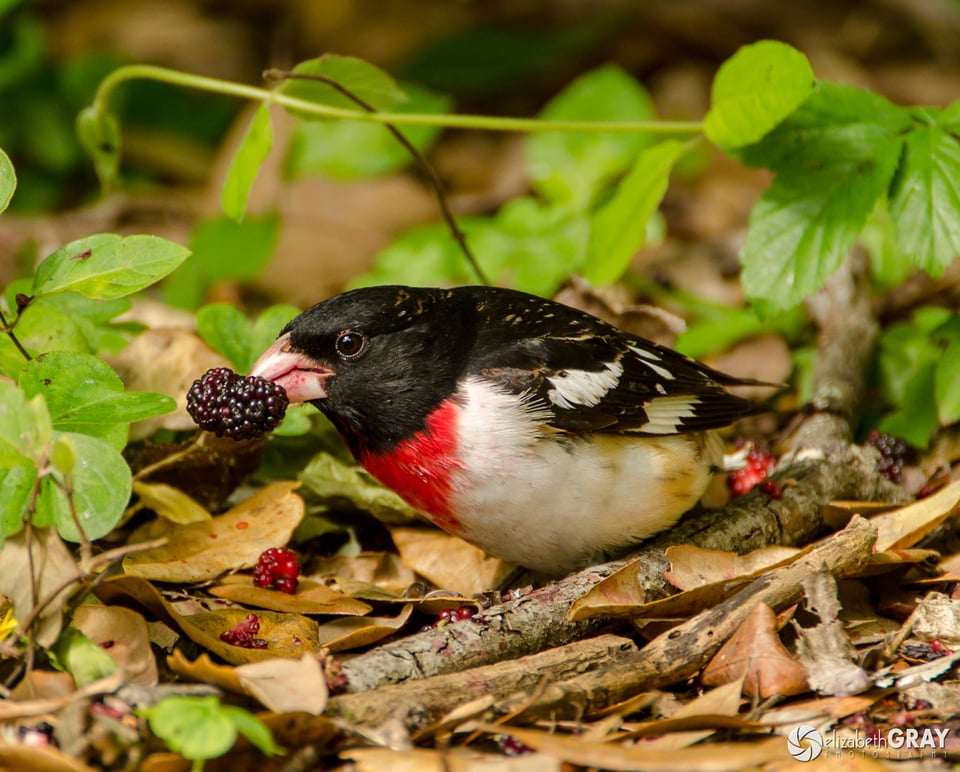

{"left": 628, "top": 344, "right": 675, "bottom": 380}
{"left": 631, "top": 395, "right": 701, "bottom": 434}
{"left": 547, "top": 359, "right": 623, "bottom": 409}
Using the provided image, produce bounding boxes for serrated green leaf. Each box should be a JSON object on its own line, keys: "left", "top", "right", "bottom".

{"left": 19, "top": 352, "right": 174, "bottom": 449}
{"left": 49, "top": 627, "right": 118, "bottom": 688}
{"left": 936, "top": 339, "right": 960, "bottom": 426}
{"left": 76, "top": 107, "right": 120, "bottom": 190}
{"left": 0, "top": 146, "right": 15, "bottom": 213}
{"left": 221, "top": 104, "right": 273, "bottom": 221}
{"left": 585, "top": 140, "right": 688, "bottom": 286}
{"left": 190, "top": 215, "right": 277, "bottom": 281}
{"left": 38, "top": 432, "right": 131, "bottom": 542}
{"left": 196, "top": 303, "right": 252, "bottom": 372}
{"left": 285, "top": 83, "right": 451, "bottom": 180}
{"left": 33, "top": 234, "right": 191, "bottom": 300}
{"left": 143, "top": 696, "right": 238, "bottom": 761}
{"left": 527, "top": 64, "right": 655, "bottom": 210}
{"left": 279, "top": 54, "right": 406, "bottom": 119}
{"left": 888, "top": 125, "right": 960, "bottom": 276}
{"left": 739, "top": 83, "right": 911, "bottom": 312}
{"left": 705, "top": 40, "right": 815, "bottom": 149}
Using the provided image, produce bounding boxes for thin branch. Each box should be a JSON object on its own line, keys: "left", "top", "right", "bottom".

{"left": 265, "top": 68, "right": 490, "bottom": 286}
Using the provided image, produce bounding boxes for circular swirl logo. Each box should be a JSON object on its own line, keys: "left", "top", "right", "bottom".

{"left": 787, "top": 725, "right": 824, "bottom": 762}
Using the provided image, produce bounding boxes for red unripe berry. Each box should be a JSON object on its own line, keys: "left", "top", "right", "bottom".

{"left": 253, "top": 547, "right": 300, "bottom": 594}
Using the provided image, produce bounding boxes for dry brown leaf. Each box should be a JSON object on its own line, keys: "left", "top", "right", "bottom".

{"left": 122, "top": 481, "right": 304, "bottom": 582}
{"left": 208, "top": 574, "right": 373, "bottom": 616}
{"left": 130, "top": 481, "right": 211, "bottom": 525}
{"left": 236, "top": 652, "right": 328, "bottom": 715}
{"left": 315, "top": 603, "right": 414, "bottom": 653}
{"left": 702, "top": 603, "right": 808, "bottom": 698}
{"left": 640, "top": 679, "right": 744, "bottom": 750}
{"left": 477, "top": 726, "right": 788, "bottom": 771}
{"left": 570, "top": 542, "right": 811, "bottom": 623}
{"left": 912, "top": 592, "right": 960, "bottom": 646}
{"left": 703, "top": 334, "right": 793, "bottom": 399}
{"left": 795, "top": 573, "right": 870, "bottom": 697}
{"left": 176, "top": 608, "right": 320, "bottom": 666}
{"left": 166, "top": 649, "right": 244, "bottom": 695}
{"left": 309, "top": 551, "right": 416, "bottom": 596}
{"left": 0, "top": 744, "right": 98, "bottom": 772}
{"left": 71, "top": 605, "right": 159, "bottom": 686}
{"left": 664, "top": 545, "right": 799, "bottom": 590}
{"left": 391, "top": 527, "right": 512, "bottom": 595}
{"left": 1, "top": 526, "right": 78, "bottom": 647}
{"left": 871, "top": 477, "right": 960, "bottom": 551}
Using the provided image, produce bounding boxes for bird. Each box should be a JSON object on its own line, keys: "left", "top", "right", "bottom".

{"left": 248, "top": 284, "right": 769, "bottom": 576}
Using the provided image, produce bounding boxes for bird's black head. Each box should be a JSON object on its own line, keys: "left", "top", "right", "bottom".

{"left": 250, "top": 285, "right": 473, "bottom": 453}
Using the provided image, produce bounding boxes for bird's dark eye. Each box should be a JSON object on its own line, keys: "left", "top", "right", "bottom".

{"left": 335, "top": 330, "right": 366, "bottom": 359}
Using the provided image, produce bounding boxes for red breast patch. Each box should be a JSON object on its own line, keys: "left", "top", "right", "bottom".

{"left": 359, "top": 399, "right": 464, "bottom": 532}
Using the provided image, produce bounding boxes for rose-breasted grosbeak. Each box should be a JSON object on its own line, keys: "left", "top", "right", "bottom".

{"left": 249, "top": 285, "right": 767, "bottom": 576}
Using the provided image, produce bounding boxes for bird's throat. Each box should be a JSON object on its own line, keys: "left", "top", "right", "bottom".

{"left": 357, "top": 399, "right": 465, "bottom": 533}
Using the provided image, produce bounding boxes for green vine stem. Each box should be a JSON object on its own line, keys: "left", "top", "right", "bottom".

{"left": 91, "top": 64, "right": 704, "bottom": 135}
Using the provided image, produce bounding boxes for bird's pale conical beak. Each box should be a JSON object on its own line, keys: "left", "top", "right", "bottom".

{"left": 248, "top": 333, "right": 333, "bottom": 403}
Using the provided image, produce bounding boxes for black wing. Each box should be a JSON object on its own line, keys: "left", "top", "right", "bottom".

{"left": 459, "top": 287, "right": 764, "bottom": 436}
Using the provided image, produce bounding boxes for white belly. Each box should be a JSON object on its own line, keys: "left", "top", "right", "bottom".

{"left": 446, "top": 379, "right": 720, "bottom": 575}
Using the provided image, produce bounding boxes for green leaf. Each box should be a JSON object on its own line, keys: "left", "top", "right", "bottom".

{"left": 196, "top": 303, "right": 252, "bottom": 371}
{"left": 33, "top": 234, "right": 191, "bottom": 300}
{"left": 49, "top": 627, "right": 118, "bottom": 689}
{"left": 284, "top": 83, "right": 451, "bottom": 180}
{"left": 585, "top": 140, "right": 688, "bottom": 286}
{"left": 76, "top": 107, "right": 120, "bottom": 190}
{"left": 19, "top": 352, "right": 173, "bottom": 449}
{"left": 527, "top": 64, "right": 655, "bottom": 210}
{"left": 705, "top": 40, "right": 815, "bottom": 149}
{"left": 0, "top": 466, "right": 37, "bottom": 541}
{"left": 221, "top": 705, "right": 283, "bottom": 756}
{"left": 250, "top": 305, "right": 300, "bottom": 369}
{"left": 888, "top": 125, "right": 960, "bottom": 276}
{"left": 877, "top": 366, "right": 938, "bottom": 449}
{"left": 0, "top": 380, "right": 50, "bottom": 467}
{"left": 221, "top": 104, "right": 273, "bottom": 221}
{"left": 936, "top": 338, "right": 960, "bottom": 426}
{"left": 300, "top": 452, "right": 419, "bottom": 524}
{"left": 739, "top": 82, "right": 911, "bottom": 312}
{"left": 37, "top": 432, "right": 132, "bottom": 542}
{"left": 0, "top": 146, "right": 15, "bottom": 213}
{"left": 0, "top": 305, "right": 91, "bottom": 380}
{"left": 143, "top": 696, "right": 244, "bottom": 761}
{"left": 190, "top": 215, "right": 278, "bottom": 281}
{"left": 279, "top": 54, "right": 407, "bottom": 118}
{"left": 941, "top": 99, "right": 960, "bottom": 131}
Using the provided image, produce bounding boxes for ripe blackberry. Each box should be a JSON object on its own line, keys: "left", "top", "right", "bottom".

{"left": 187, "top": 367, "right": 288, "bottom": 440}
{"left": 866, "top": 430, "right": 915, "bottom": 484}
{"left": 253, "top": 547, "right": 300, "bottom": 594}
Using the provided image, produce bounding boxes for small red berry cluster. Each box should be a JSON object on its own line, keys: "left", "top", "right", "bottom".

{"left": 220, "top": 613, "right": 267, "bottom": 649}
{"left": 253, "top": 547, "right": 300, "bottom": 594}
{"left": 727, "top": 443, "right": 780, "bottom": 498}
{"left": 421, "top": 606, "right": 476, "bottom": 632}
